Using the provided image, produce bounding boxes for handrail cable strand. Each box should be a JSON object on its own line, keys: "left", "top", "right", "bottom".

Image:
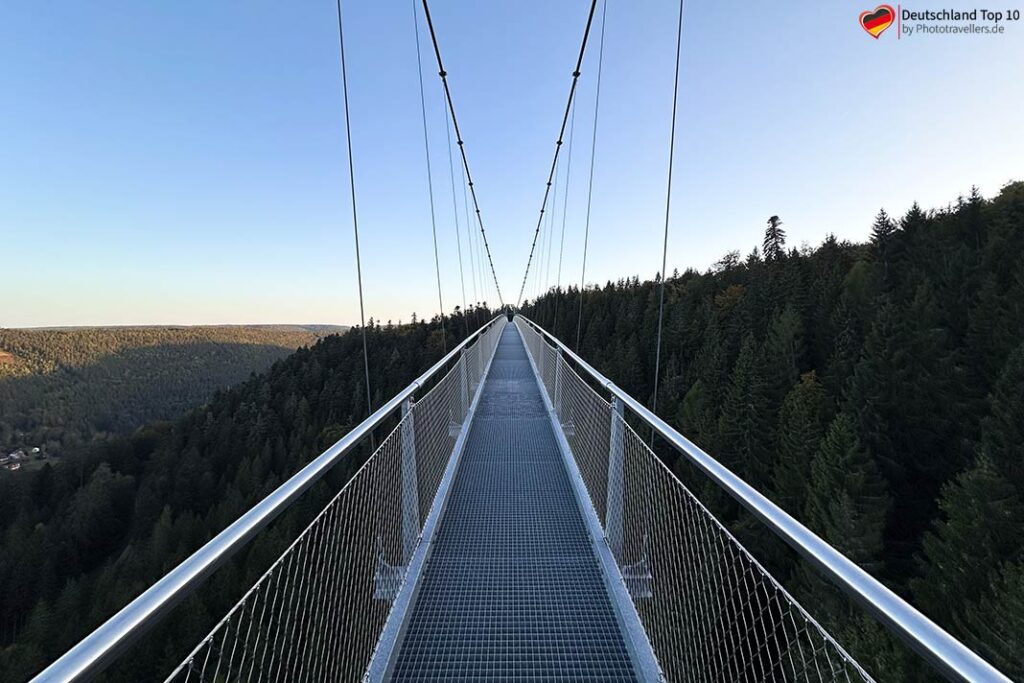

{"left": 515, "top": 0, "right": 600, "bottom": 309}
{"left": 420, "top": 0, "right": 505, "bottom": 307}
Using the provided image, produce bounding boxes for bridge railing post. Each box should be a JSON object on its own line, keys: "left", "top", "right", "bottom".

{"left": 459, "top": 350, "right": 469, "bottom": 420}
{"left": 537, "top": 336, "right": 545, "bottom": 383}
{"left": 606, "top": 396, "right": 625, "bottom": 559}
{"left": 400, "top": 397, "right": 420, "bottom": 565}
{"left": 553, "top": 347, "right": 563, "bottom": 419}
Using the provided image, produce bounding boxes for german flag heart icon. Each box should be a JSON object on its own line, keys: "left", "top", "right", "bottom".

{"left": 860, "top": 5, "right": 895, "bottom": 38}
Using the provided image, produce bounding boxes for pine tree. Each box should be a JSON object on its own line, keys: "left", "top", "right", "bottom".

{"left": 958, "top": 561, "right": 1024, "bottom": 678}
{"left": 870, "top": 209, "right": 898, "bottom": 285}
{"left": 804, "top": 413, "right": 891, "bottom": 574}
{"left": 762, "top": 305, "right": 804, "bottom": 406}
{"left": 716, "top": 335, "right": 771, "bottom": 485}
{"left": 763, "top": 215, "right": 786, "bottom": 261}
{"left": 771, "top": 372, "right": 827, "bottom": 517}
{"left": 979, "top": 343, "right": 1024, "bottom": 490}
{"left": 913, "top": 459, "right": 1024, "bottom": 627}
{"left": 966, "top": 275, "right": 1016, "bottom": 389}
{"left": 843, "top": 298, "right": 907, "bottom": 482}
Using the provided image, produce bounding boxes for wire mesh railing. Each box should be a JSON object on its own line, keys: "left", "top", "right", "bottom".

{"left": 30, "top": 318, "right": 505, "bottom": 683}
{"left": 515, "top": 314, "right": 1013, "bottom": 683}
{"left": 163, "top": 319, "right": 505, "bottom": 683}
{"left": 516, "top": 315, "right": 874, "bottom": 682}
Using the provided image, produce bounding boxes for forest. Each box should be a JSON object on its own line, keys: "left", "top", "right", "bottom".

{"left": 523, "top": 182, "right": 1024, "bottom": 679}
{"left": 0, "top": 311, "right": 488, "bottom": 681}
{"left": 1, "top": 181, "right": 1021, "bottom": 681}
{"left": 0, "top": 325, "right": 340, "bottom": 457}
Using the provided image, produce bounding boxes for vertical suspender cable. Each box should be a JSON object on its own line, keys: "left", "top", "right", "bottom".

{"left": 444, "top": 94, "right": 470, "bottom": 336}
{"left": 334, "top": 0, "right": 373, "bottom": 421}
{"left": 553, "top": 97, "right": 577, "bottom": 332}
{"left": 413, "top": 0, "right": 447, "bottom": 353}
{"left": 575, "top": 0, "right": 607, "bottom": 351}
{"left": 460, "top": 156, "right": 481, "bottom": 316}
{"left": 651, "top": 0, "right": 686, "bottom": 423}
{"left": 544, "top": 159, "right": 558, "bottom": 290}
{"left": 456, "top": 118, "right": 479, "bottom": 325}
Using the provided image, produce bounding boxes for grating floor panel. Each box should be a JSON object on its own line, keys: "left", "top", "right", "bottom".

{"left": 390, "top": 326, "right": 637, "bottom": 682}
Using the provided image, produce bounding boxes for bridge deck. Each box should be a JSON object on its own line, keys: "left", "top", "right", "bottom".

{"left": 389, "top": 325, "right": 637, "bottom": 681}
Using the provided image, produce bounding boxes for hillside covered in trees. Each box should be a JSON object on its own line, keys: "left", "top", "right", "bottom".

{"left": 523, "top": 182, "right": 1024, "bottom": 678}
{"left": 2, "top": 180, "right": 1021, "bottom": 680}
{"left": 0, "top": 312, "right": 487, "bottom": 681}
{"left": 0, "top": 325, "right": 344, "bottom": 457}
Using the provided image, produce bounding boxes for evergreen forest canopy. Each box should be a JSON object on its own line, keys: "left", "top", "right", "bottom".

{"left": 523, "top": 181, "right": 1024, "bottom": 679}
{"left": 0, "top": 325, "right": 344, "bottom": 457}
{"left": 0, "top": 181, "right": 1022, "bottom": 681}
{"left": 0, "top": 311, "right": 490, "bottom": 681}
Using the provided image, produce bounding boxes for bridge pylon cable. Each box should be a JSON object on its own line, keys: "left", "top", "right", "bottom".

{"left": 413, "top": 0, "right": 448, "bottom": 352}
{"left": 516, "top": 0, "right": 601, "bottom": 309}
{"left": 334, "top": 0, "right": 373, "bottom": 422}
{"left": 651, "top": 0, "right": 686, "bottom": 424}
{"left": 420, "top": 0, "right": 505, "bottom": 307}
{"left": 574, "top": 0, "right": 608, "bottom": 350}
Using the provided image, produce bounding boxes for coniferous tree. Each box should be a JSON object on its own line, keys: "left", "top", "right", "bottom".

{"left": 958, "top": 561, "right": 1024, "bottom": 679}
{"left": 762, "top": 305, "right": 804, "bottom": 406}
{"left": 979, "top": 343, "right": 1024, "bottom": 490}
{"left": 716, "top": 335, "right": 771, "bottom": 485}
{"left": 804, "top": 412, "right": 891, "bottom": 575}
{"left": 771, "top": 372, "right": 827, "bottom": 517}
{"left": 763, "top": 215, "right": 786, "bottom": 261}
{"left": 913, "top": 459, "right": 1024, "bottom": 627}
{"left": 870, "top": 209, "right": 899, "bottom": 287}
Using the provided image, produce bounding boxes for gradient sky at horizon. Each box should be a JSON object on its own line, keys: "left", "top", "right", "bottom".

{"left": 3, "top": 1, "right": 1022, "bottom": 327}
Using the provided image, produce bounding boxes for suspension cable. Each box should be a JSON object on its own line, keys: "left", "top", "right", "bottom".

{"left": 553, "top": 97, "right": 577, "bottom": 331}
{"left": 515, "top": 0, "right": 600, "bottom": 309}
{"left": 651, "top": 0, "right": 687, "bottom": 421}
{"left": 443, "top": 88, "right": 470, "bottom": 336}
{"left": 334, "top": 0, "right": 373, "bottom": 419}
{"left": 420, "top": 0, "right": 505, "bottom": 307}
{"left": 574, "top": 0, "right": 608, "bottom": 350}
{"left": 413, "top": 0, "right": 448, "bottom": 353}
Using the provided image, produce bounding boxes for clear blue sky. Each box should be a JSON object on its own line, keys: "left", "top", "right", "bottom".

{"left": 3, "top": 1, "right": 1022, "bottom": 327}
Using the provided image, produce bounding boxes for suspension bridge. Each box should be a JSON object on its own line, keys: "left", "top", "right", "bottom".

{"left": 27, "top": 0, "right": 1014, "bottom": 681}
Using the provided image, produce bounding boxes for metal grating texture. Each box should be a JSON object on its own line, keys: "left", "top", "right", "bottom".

{"left": 390, "top": 325, "right": 638, "bottom": 682}
{"left": 162, "top": 320, "right": 506, "bottom": 683}
{"left": 515, "top": 317, "right": 873, "bottom": 683}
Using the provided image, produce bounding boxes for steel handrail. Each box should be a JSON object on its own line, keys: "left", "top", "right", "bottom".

{"left": 32, "top": 316, "right": 505, "bottom": 683}
{"left": 514, "top": 314, "right": 1009, "bottom": 683}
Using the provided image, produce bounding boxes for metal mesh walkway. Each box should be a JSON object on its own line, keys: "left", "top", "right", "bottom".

{"left": 390, "top": 325, "right": 638, "bottom": 681}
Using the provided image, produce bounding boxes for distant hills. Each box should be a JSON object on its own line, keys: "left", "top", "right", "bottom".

{"left": 0, "top": 324, "right": 347, "bottom": 457}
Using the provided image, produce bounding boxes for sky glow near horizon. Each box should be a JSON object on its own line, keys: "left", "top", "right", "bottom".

{"left": 2, "top": 1, "right": 1022, "bottom": 327}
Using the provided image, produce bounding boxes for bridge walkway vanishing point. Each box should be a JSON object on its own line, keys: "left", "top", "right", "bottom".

{"left": 32, "top": 315, "right": 1013, "bottom": 683}
{"left": 388, "top": 324, "right": 640, "bottom": 681}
